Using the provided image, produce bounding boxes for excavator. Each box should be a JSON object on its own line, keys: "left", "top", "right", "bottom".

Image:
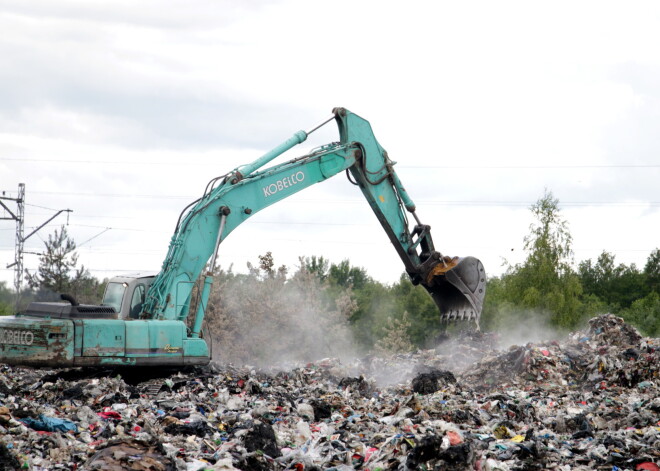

{"left": 0, "top": 108, "right": 486, "bottom": 367}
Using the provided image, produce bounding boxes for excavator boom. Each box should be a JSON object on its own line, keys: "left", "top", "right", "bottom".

{"left": 143, "top": 107, "right": 486, "bottom": 327}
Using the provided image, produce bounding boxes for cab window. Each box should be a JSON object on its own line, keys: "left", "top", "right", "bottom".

{"left": 102, "top": 282, "right": 127, "bottom": 313}
{"left": 129, "top": 284, "right": 146, "bottom": 319}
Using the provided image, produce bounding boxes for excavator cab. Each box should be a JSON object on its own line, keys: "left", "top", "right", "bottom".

{"left": 100, "top": 274, "right": 156, "bottom": 320}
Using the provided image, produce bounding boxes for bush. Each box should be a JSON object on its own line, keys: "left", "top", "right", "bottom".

{"left": 620, "top": 291, "right": 660, "bottom": 337}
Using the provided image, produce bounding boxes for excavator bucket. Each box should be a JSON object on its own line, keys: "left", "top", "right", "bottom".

{"left": 424, "top": 256, "right": 486, "bottom": 326}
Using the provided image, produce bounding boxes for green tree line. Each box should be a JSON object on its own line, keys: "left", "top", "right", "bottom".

{"left": 3, "top": 192, "right": 659, "bottom": 356}
{"left": 481, "top": 190, "right": 660, "bottom": 337}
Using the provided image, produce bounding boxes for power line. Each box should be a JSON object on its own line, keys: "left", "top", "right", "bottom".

{"left": 0, "top": 246, "right": 643, "bottom": 255}
{"left": 19, "top": 190, "right": 660, "bottom": 207}
{"left": 29, "top": 191, "right": 191, "bottom": 200}
{"left": 25, "top": 208, "right": 134, "bottom": 219}
{"left": 1, "top": 157, "right": 210, "bottom": 166}
{"left": 400, "top": 165, "right": 660, "bottom": 169}
{"left": 2, "top": 157, "right": 659, "bottom": 169}
{"left": 2, "top": 222, "right": 162, "bottom": 233}
{"left": 25, "top": 203, "right": 72, "bottom": 211}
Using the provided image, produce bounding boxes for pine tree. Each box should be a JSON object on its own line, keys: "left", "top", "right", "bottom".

{"left": 25, "top": 226, "right": 99, "bottom": 302}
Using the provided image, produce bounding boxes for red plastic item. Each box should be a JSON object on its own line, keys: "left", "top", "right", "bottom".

{"left": 636, "top": 463, "right": 660, "bottom": 471}
{"left": 365, "top": 447, "right": 378, "bottom": 461}
{"left": 447, "top": 430, "right": 463, "bottom": 445}
{"left": 97, "top": 411, "right": 122, "bottom": 420}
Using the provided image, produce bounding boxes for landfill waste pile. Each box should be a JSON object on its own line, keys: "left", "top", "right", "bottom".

{"left": 0, "top": 314, "right": 658, "bottom": 471}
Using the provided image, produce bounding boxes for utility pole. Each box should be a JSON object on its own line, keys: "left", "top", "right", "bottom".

{"left": 1, "top": 183, "right": 72, "bottom": 311}
{"left": 1, "top": 183, "right": 24, "bottom": 306}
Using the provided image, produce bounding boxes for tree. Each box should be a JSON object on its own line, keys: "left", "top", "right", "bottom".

{"left": 0, "top": 281, "right": 12, "bottom": 315}
{"left": 374, "top": 311, "right": 414, "bottom": 354}
{"left": 644, "top": 248, "right": 660, "bottom": 293}
{"left": 480, "top": 275, "right": 515, "bottom": 331}
{"left": 577, "top": 248, "right": 660, "bottom": 336}
{"left": 25, "top": 225, "right": 100, "bottom": 302}
{"left": 300, "top": 255, "right": 330, "bottom": 282}
{"left": 70, "top": 268, "right": 105, "bottom": 305}
{"left": 348, "top": 278, "right": 393, "bottom": 347}
{"left": 204, "top": 254, "right": 357, "bottom": 365}
{"left": 493, "top": 190, "right": 585, "bottom": 329}
{"left": 26, "top": 226, "right": 78, "bottom": 294}
{"left": 522, "top": 189, "right": 574, "bottom": 281}
{"left": 620, "top": 291, "right": 660, "bottom": 337}
{"left": 578, "top": 251, "right": 649, "bottom": 310}
{"left": 327, "top": 259, "right": 370, "bottom": 290}
{"left": 578, "top": 252, "right": 616, "bottom": 301}
{"left": 389, "top": 273, "right": 441, "bottom": 346}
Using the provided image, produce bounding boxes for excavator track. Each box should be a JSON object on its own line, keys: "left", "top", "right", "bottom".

{"left": 142, "top": 380, "right": 165, "bottom": 397}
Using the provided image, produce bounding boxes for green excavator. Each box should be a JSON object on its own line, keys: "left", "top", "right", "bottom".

{"left": 0, "top": 108, "right": 486, "bottom": 367}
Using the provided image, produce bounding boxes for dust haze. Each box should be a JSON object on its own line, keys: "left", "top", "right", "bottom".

{"left": 488, "top": 309, "right": 565, "bottom": 349}
{"left": 204, "top": 267, "right": 364, "bottom": 370}
{"left": 362, "top": 310, "right": 570, "bottom": 388}
{"left": 204, "top": 265, "right": 574, "bottom": 386}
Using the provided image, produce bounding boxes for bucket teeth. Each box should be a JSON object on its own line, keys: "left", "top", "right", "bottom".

{"left": 441, "top": 309, "right": 478, "bottom": 323}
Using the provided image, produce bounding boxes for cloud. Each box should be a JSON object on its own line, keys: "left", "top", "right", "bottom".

{"left": 1, "top": 0, "right": 660, "bottom": 289}
{"left": 0, "top": 1, "right": 320, "bottom": 149}
{"left": 0, "top": 0, "right": 265, "bottom": 30}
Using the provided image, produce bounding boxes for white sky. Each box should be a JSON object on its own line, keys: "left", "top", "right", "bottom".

{"left": 1, "top": 0, "right": 659, "bottom": 290}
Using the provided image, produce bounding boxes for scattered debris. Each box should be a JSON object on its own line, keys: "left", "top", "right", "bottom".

{"left": 0, "top": 314, "right": 657, "bottom": 470}
{"left": 85, "top": 438, "right": 176, "bottom": 471}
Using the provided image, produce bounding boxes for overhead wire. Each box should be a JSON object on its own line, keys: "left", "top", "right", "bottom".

{"left": 17, "top": 190, "right": 660, "bottom": 207}
{"left": 2, "top": 157, "right": 659, "bottom": 169}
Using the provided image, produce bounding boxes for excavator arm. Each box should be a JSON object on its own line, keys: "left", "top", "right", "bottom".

{"left": 142, "top": 108, "right": 486, "bottom": 331}
{"left": 337, "top": 108, "right": 486, "bottom": 323}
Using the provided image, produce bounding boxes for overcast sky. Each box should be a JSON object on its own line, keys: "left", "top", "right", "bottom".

{"left": 1, "top": 0, "right": 659, "bottom": 291}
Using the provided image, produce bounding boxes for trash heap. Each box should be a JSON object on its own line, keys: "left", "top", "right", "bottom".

{"left": 0, "top": 314, "right": 658, "bottom": 471}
